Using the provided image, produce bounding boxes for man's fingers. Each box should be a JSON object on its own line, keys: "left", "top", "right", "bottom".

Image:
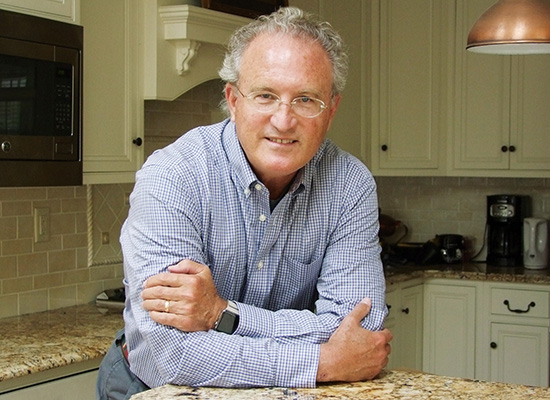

{"left": 345, "top": 297, "right": 372, "bottom": 324}
{"left": 168, "top": 259, "right": 205, "bottom": 274}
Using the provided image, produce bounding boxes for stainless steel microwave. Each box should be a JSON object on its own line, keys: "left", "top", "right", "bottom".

{"left": 0, "top": 9, "right": 82, "bottom": 187}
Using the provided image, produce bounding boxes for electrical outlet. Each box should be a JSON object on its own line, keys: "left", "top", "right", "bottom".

{"left": 34, "top": 207, "right": 50, "bottom": 243}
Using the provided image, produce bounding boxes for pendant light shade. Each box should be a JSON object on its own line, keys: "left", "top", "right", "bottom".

{"left": 467, "top": 0, "right": 550, "bottom": 54}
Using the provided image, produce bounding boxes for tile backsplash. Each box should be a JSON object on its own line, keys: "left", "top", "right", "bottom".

{"left": 376, "top": 176, "right": 550, "bottom": 259}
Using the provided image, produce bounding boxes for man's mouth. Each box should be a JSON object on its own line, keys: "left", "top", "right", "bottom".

{"left": 268, "top": 138, "right": 295, "bottom": 144}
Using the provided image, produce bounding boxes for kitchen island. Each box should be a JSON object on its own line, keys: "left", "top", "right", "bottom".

{"left": 130, "top": 369, "right": 550, "bottom": 399}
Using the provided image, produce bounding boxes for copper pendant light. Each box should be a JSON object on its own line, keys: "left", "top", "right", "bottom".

{"left": 467, "top": 0, "right": 550, "bottom": 54}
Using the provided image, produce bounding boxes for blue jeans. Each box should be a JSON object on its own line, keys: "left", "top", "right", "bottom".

{"left": 96, "top": 329, "right": 150, "bottom": 400}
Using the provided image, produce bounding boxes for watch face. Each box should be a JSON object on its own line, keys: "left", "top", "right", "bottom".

{"left": 216, "top": 310, "right": 239, "bottom": 334}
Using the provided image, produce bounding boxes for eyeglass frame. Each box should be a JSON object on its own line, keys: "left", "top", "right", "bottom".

{"left": 232, "top": 85, "right": 329, "bottom": 118}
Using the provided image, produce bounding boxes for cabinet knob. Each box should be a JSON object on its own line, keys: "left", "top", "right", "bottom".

{"left": 509, "top": 145, "right": 516, "bottom": 152}
{"left": 501, "top": 145, "right": 508, "bottom": 152}
{"left": 401, "top": 307, "right": 409, "bottom": 314}
{"left": 490, "top": 342, "right": 497, "bottom": 349}
{"left": 381, "top": 144, "right": 388, "bottom": 151}
{"left": 133, "top": 137, "right": 143, "bottom": 146}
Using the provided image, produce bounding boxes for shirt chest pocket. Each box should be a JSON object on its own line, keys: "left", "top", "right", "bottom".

{"left": 271, "top": 255, "right": 324, "bottom": 310}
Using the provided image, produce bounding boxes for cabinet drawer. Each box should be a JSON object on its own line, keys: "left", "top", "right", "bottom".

{"left": 491, "top": 288, "right": 549, "bottom": 319}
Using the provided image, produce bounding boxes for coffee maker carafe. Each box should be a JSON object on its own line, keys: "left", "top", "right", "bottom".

{"left": 487, "top": 195, "right": 530, "bottom": 266}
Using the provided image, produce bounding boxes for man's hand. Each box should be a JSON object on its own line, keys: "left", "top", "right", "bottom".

{"left": 316, "top": 298, "right": 393, "bottom": 382}
{"left": 141, "top": 259, "right": 227, "bottom": 332}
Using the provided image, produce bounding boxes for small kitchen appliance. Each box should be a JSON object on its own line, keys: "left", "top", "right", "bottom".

{"left": 523, "top": 218, "right": 549, "bottom": 269}
{"left": 439, "top": 234, "right": 465, "bottom": 264}
{"left": 486, "top": 194, "right": 530, "bottom": 266}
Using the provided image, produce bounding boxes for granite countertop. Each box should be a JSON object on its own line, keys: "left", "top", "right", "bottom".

{"left": 385, "top": 262, "right": 550, "bottom": 285}
{"left": 0, "top": 303, "right": 123, "bottom": 390}
{"left": 130, "top": 369, "right": 550, "bottom": 400}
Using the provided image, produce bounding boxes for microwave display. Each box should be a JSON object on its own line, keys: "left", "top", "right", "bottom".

{"left": 0, "top": 54, "right": 74, "bottom": 137}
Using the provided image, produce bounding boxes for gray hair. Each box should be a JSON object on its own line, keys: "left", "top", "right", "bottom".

{"left": 218, "top": 7, "right": 349, "bottom": 115}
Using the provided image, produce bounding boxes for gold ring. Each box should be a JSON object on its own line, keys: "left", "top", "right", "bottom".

{"left": 164, "top": 300, "right": 170, "bottom": 313}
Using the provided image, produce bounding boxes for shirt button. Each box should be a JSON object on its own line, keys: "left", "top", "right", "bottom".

{"left": 244, "top": 188, "right": 251, "bottom": 195}
{"left": 259, "top": 214, "right": 267, "bottom": 222}
{"left": 255, "top": 183, "right": 262, "bottom": 191}
{"left": 257, "top": 261, "right": 264, "bottom": 269}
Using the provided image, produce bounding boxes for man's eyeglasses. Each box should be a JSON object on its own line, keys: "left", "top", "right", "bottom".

{"left": 233, "top": 86, "right": 328, "bottom": 118}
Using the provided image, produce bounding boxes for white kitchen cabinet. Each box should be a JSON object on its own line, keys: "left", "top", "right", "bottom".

{"left": 385, "top": 280, "right": 423, "bottom": 371}
{"left": 81, "top": 0, "right": 144, "bottom": 184}
{"left": 451, "top": 0, "right": 550, "bottom": 177}
{"left": 368, "top": 0, "right": 453, "bottom": 176}
{"left": 0, "top": 0, "right": 79, "bottom": 24}
{"left": 484, "top": 283, "right": 550, "bottom": 387}
{"left": 0, "top": 370, "right": 97, "bottom": 400}
{"left": 423, "top": 280, "right": 478, "bottom": 379}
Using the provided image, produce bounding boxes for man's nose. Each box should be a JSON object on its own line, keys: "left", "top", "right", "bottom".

{"left": 270, "top": 102, "right": 298, "bottom": 130}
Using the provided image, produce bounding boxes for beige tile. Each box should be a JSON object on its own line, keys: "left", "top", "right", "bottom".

{"left": 2, "top": 201, "right": 32, "bottom": 217}
{"left": 77, "top": 281, "right": 106, "bottom": 304}
{"left": 33, "top": 235, "right": 63, "bottom": 253}
{"left": 63, "top": 232, "right": 88, "bottom": 250}
{"left": 18, "top": 252, "right": 48, "bottom": 276}
{"left": 33, "top": 272, "right": 63, "bottom": 290}
{"left": 3, "top": 276, "right": 33, "bottom": 294}
{"left": 49, "top": 285, "right": 77, "bottom": 309}
{"left": 0, "top": 217, "right": 17, "bottom": 240}
{"left": 0, "top": 294, "right": 18, "bottom": 318}
{"left": 47, "top": 186, "right": 77, "bottom": 200}
{"left": 0, "top": 256, "right": 17, "bottom": 280}
{"left": 32, "top": 199, "right": 61, "bottom": 213}
{"left": 62, "top": 197, "right": 86, "bottom": 213}
{"left": 48, "top": 249, "right": 76, "bottom": 272}
{"left": 51, "top": 213, "right": 77, "bottom": 235}
{"left": 63, "top": 268, "right": 90, "bottom": 285}
{"left": 2, "top": 238, "right": 33, "bottom": 256}
{"left": 17, "top": 215, "right": 33, "bottom": 239}
{"left": 19, "top": 289, "right": 48, "bottom": 315}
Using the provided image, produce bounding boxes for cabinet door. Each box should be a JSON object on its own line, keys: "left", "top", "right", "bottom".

{"left": 385, "top": 284, "right": 423, "bottom": 371}
{"left": 509, "top": 56, "right": 550, "bottom": 171}
{"left": 490, "top": 323, "right": 549, "bottom": 387}
{"left": 399, "top": 284, "right": 423, "bottom": 371}
{"left": 81, "top": 0, "right": 144, "bottom": 184}
{"left": 370, "top": 0, "right": 451, "bottom": 175}
{"left": 423, "top": 283, "right": 476, "bottom": 378}
{"left": 384, "top": 288, "right": 401, "bottom": 369}
{"left": 0, "top": 370, "right": 97, "bottom": 400}
{"left": 0, "top": 0, "right": 79, "bottom": 23}
{"left": 452, "top": 0, "right": 511, "bottom": 171}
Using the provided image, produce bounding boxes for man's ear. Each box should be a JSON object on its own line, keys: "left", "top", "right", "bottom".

{"left": 225, "top": 84, "right": 238, "bottom": 121}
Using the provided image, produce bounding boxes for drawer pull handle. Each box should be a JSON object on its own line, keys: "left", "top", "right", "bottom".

{"left": 402, "top": 308, "right": 410, "bottom": 314}
{"left": 503, "top": 299, "right": 536, "bottom": 314}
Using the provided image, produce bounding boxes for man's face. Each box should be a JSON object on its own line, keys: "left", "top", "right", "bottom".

{"left": 226, "top": 32, "right": 341, "bottom": 189}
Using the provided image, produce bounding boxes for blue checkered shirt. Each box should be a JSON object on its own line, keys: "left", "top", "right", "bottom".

{"left": 121, "top": 119, "right": 387, "bottom": 388}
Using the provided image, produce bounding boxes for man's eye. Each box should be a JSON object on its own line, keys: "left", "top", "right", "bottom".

{"left": 296, "top": 96, "right": 313, "bottom": 104}
{"left": 253, "top": 93, "right": 277, "bottom": 102}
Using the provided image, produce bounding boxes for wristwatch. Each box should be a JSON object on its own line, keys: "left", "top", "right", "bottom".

{"left": 214, "top": 300, "right": 239, "bottom": 334}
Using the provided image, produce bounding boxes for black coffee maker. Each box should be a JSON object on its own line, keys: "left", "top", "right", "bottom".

{"left": 486, "top": 195, "right": 530, "bottom": 266}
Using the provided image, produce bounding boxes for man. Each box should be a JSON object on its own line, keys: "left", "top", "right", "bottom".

{"left": 97, "top": 6, "right": 392, "bottom": 399}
